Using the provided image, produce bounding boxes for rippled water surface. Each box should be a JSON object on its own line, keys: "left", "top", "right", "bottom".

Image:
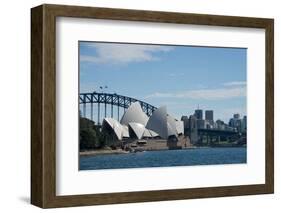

{"left": 79, "top": 147, "right": 246, "bottom": 170}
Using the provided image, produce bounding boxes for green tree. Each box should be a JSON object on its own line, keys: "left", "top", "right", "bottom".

{"left": 79, "top": 116, "right": 109, "bottom": 150}
{"left": 80, "top": 128, "right": 98, "bottom": 150}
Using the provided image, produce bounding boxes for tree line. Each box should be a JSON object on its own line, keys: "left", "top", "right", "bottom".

{"left": 79, "top": 115, "right": 107, "bottom": 150}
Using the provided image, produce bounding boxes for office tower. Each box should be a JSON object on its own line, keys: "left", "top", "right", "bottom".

{"left": 205, "top": 110, "right": 214, "bottom": 121}
{"left": 194, "top": 109, "right": 203, "bottom": 120}
{"left": 242, "top": 115, "right": 247, "bottom": 132}
{"left": 233, "top": 113, "right": 240, "bottom": 119}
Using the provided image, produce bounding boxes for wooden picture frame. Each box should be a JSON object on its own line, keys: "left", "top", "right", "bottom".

{"left": 31, "top": 4, "right": 274, "bottom": 208}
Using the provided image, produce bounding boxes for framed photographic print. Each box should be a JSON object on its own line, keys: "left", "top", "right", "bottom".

{"left": 31, "top": 4, "right": 274, "bottom": 208}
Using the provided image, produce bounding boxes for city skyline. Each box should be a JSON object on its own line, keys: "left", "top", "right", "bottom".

{"left": 189, "top": 108, "right": 246, "bottom": 123}
{"left": 79, "top": 41, "right": 247, "bottom": 123}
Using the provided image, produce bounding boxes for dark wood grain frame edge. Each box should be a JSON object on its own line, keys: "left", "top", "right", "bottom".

{"left": 31, "top": 4, "right": 274, "bottom": 208}
{"left": 31, "top": 5, "right": 43, "bottom": 207}
{"left": 31, "top": 4, "right": 57, "bottom": 208}
{"left": 265, "top": 19, "right": 274, "bottom": 194}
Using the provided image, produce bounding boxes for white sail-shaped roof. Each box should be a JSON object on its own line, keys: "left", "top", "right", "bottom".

{"left": 102, "top": 118, "right": 123, "bottom": 140}
{"left": 143, "top": 129, "right": 159, "bottom": 138}
{"left": 167, "top": 115, "right": 178, "bottom": 137}
{"left": 122, "top": 125, "right": 129, "bottom": 138}
{"left": 143, "top": 129, "right": 152, "bottom": 137}
{"left": 128, "top": 122, "right": 145, "bottom": 139}
{"left": 149, "top": 130, "right": 159, "bottom": 137}
{"left": 146, "top": 106, "right": 168, "bottom": 139}
{"left": 120, "top": 102, "right": 149, "bottom": 126}
{"left": 102, "top": 104, "right": 182, "bottom": 141}
{"left": 175, "top": 120, "right": 184, "bottom": 135}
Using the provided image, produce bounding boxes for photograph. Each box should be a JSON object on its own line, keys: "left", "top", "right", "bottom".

{"left": 78, "top": 41, "right": 247, "bottom": 170}
{"left": 30, "top": 4, "right": 274, "bottom": 208}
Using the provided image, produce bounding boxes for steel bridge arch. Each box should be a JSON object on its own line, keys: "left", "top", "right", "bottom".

{"left": 79, "top": 92, "right": 157, "bottom": 124}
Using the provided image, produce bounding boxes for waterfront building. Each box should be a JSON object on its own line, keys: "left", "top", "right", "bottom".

{"left": 194, "top": 109, "right": 203, "bottom": 120}
{"left": 189, "top": 115, "right": 198, "bottom": 144}
{"left": 228, "top": 118, "right": 235, "bottom": 128}
{"left": 242, "top": 115, "right": 247, "bottom": 132}
{"left": 102, "top": 117, "right": 124, "bottom": 140}
{"left": 196, "top": 119, "right": 206, "bottom": 129}
{"left": 213, "top": 121, "right": 218, "bottom": 129}
{"left": 205, "top": 110, "right": 214, "bottom": 122}
{"left": 205, "top": 120, "right": 214, "bottom": 129}
{"left": 229, "top": 113, "right": 243, "bottom": 132}
{"left": 216, "top": 119, "right": 225, "bottom": 130}
{"left": 234, "top": 113, "right": 240, "bottom": 119}
{"left": 181, "top": 116, "right": 189, "bottom": 129}
{"left": 120, "top": 101, "right": 148, "bottom": 126}
{"left": 102, "top": 102, "right": 184, "bottom": 141}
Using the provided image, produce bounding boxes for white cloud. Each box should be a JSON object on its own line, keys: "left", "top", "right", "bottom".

{"left": 80, "top": 43, "right": 173, "bottom": 64}
{"left": 145, "top": 86, "right": 246, "bottom": 100}
{"left": 223, "top": 81, "right": 246, "bottom": 87}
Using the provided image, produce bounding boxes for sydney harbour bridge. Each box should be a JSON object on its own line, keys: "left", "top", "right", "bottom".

{"left": 79, "top": 92, "right": 157, "bottom": 125}
{"left": 79, "top": 91, "right": 242, "bottom": 145}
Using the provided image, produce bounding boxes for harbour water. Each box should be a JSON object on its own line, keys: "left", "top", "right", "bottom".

{"left": 79, "top": 147, "right": 246, "bottom": 170}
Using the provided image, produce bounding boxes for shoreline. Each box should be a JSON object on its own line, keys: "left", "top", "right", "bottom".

{"left": 80, "top": 149, "right": 129, "bottom": 156}
{"left": 80, "top": 146, "right": 246, "bottom": 157}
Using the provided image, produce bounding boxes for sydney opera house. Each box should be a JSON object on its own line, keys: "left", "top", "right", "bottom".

{"left": 101, "top": 102, "right": 184, "bottom": 142}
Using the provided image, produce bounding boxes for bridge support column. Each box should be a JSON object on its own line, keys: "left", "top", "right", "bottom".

{"left": 111, "top": 104, "right": 113, "bottom": 118}
{"left": 210, "top": 136, "right": 214, "bottom": 146}
{"left": 90, "top": 102, "right": 93, "bottom": 121}
{"left": 104, "top": 103, "right": 107, "bottom": 118}
{"left": 117, "top": 98, "right": 120, "bottom": 121}
{"left": 217, "top": 136, "right": 220, "bottom": 143}
{"left": 83, "top": 102, "right": 86, "bottom": 118}
{"left": 123, "top": 97, "right": 126, "bottom": 114}
{"left": 98, "top": 102, "right": 100, "bottom": 125}
{"left": 118, "top": 106, "right": 120, "bottom": 121}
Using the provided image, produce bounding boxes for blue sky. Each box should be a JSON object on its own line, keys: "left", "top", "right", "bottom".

{"left": 79, "top": 41, "right": 246, "bottom": 122}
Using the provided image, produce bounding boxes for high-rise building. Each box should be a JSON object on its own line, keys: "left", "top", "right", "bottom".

{"left": 189, "top": 115, "right": 198, "bottom": 144}
{"left": 181, "top": 116, "right": 189, "bottom": 131}
{"left": 216, "top": 119, "right": 225, "bottom": 130}
{"left": 242, "top": 115, "right": 247, "bottom": 132}
{"left": 205, "top": 110, "right": 214, "bottom": 121}
{"left": 194, "top": 109, "right": 203, "bottom": 120}
{"left": 233, "top": 113, "right": 240, "bottom": 119}
{"left": 197, "top": 119, "right": 206, "bottom": 129}
{"left": 229, "top": 114, "right": 242, "bottom": 132}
